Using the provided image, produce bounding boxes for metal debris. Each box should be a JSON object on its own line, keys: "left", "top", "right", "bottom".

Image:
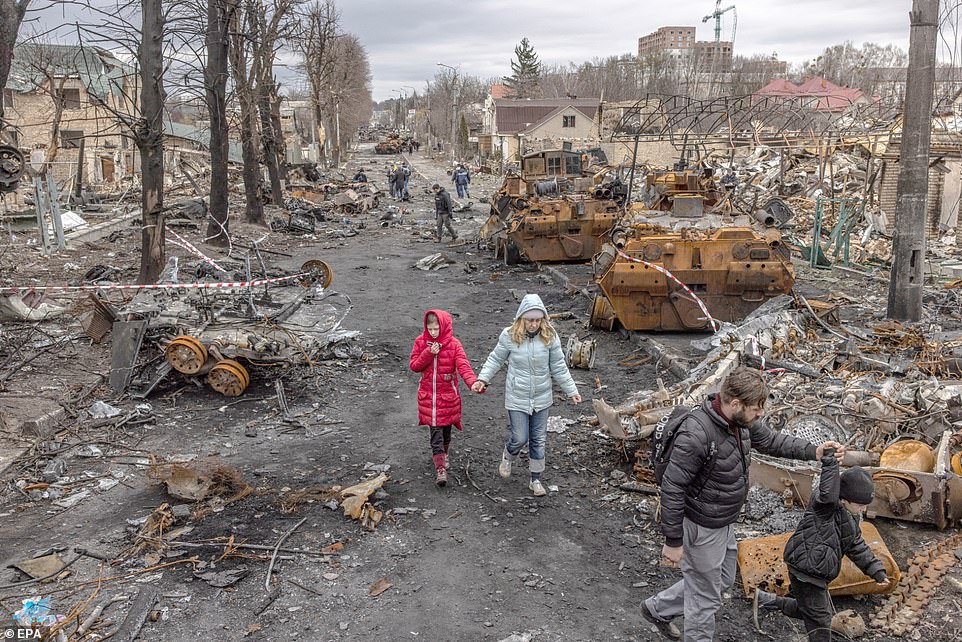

{"left": 737, "top": 522, "right": 900, "bottom": 597}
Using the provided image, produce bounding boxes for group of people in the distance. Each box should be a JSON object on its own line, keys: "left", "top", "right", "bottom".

{"left": 410, "top": 295, "right": 890, "bottom": 641}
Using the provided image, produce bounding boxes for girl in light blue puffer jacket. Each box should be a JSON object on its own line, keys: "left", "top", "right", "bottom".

{"left": 473, "top": 294, "right": 581, "bottom": 496}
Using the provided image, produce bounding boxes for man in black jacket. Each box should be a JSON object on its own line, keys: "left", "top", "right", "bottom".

{"left": 752, "top": 458, "right": 889, "bottom": 641}
{"left": 640, "top": 367, "right": 844, "bottom": 642}
{"left": 433, "top": 183, "right": 457, "bottom": 242}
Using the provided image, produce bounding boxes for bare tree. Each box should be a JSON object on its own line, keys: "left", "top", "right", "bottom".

{"left": 541, "top": 56, "right": 641, "bottom": 101}
{"left": 229, "top": 0, "right": 300, "bottom": 222}
{"left": 9, "top": 43, "right": 76, "bottom": 169}
{"left": 251, "top": 0, "right": 301, "bottom": 206}
{"left": 136, "top": 0, "right": 167, "bottom": 283}
{"left": 229, "top": 1, "right": 264, "bottom": 224}
{"left": 298, "top": 0, "right": 340, "bottom": 166}
{"left": 0, "top": 0, "right": 30, "bottom": 129}
{"left": 205, "top": 0, "right": 236, "bottom": 245}
{"left": 320, "top": 33, "right": 371, "bottom": 164}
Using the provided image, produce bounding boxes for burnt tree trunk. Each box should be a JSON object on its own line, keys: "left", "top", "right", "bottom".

{"left": 270, "top": 86, "right": 288, "bottom": 182}
{"left": 258, "top": 78, "right": 283, "bottom": 206}
{"left": 230, "top": 10, "right": 264, "bottom": 225}
{"left": 0, "top": 0, "right": 30, "bottom": 126}
{"left": 136, "top": 0, "right": 166, "bottom": 284}
{"left": 204, "top": 0, "right": 232, "bottom": 246}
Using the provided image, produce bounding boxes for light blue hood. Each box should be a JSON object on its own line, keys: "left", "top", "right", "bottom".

{"left": 515, "top": 293, "right": 548, "bottom": 319}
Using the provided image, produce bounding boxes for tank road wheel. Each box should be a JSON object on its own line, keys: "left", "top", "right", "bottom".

{"left": 299, "top": 259, "right": 334, "bottom": 289}
{"left": 165, "top": 335, "right": 208, "bottom": 374}
{"left": 207, "top": 359, "right": 250, "bottom": 397}
{"left": 503, "top": 239, "right": 523, "bottom": 266}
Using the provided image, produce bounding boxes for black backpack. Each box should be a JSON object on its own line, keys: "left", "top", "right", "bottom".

{"left": 650, "top": 406, "right": 718, "bottom": 494}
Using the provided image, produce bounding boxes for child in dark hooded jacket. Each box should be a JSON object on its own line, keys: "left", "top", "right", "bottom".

{"left": 752, "top": 451, "right": 890, "bottom": 641}
{"left": 409, "top": 310, "right": 477, "bottom": 487}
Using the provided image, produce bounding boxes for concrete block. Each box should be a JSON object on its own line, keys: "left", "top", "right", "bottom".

{"left": 20, "top": 407, "right": 65, "bottom": 437}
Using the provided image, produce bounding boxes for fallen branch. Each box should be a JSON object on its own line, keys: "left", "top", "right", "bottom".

{"left": 464, "top": 461, "right": 499, "bottom": 503}
{"left": 159, "top": 539, "right": 338, "bottom": 557}
{"left": 265, "top": 517, "right": 307, "bottom": 592}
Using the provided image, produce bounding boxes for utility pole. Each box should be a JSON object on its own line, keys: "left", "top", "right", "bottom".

{"left": 887, "top": 0, "right": 938, "bottom": 321}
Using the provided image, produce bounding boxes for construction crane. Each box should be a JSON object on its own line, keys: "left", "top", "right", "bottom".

{"left": 702, "top": 0, "right": 736, "bottom": 44}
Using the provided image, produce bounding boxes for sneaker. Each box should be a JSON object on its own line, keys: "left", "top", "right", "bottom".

{"left": 435, "top": 467, "right": 447, "bottom": 487}
{"left": 499, "top": 455, "right": 511, "bottom": 479}
{"left": 640, "top": 601, "right": 681, "bottom": 640}
{"left": 529, "top": 479, "right": 547, "bottom": 497}
{"left": 752, "top": 589, "right": 777, "bottom": 632}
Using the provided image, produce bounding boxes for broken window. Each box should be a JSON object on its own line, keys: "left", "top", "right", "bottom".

{"left": 58, "top": 88, "right": 82, "bottom": 110}
{"left": 565, "top": 155, "right": 581, "bottom": 175}
{"left": 61, "top": 129, "right": 84, "bottom": 149}
{"left": 2, "top": 88, "right": 13, "bottom": 110}
{"left": 562, "top": 115, "right": 576, "bottom": 128}
{"left": 546, "top": 156, "right": 562, "bottom": 175}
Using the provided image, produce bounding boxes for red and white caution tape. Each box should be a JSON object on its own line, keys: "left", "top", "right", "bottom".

{"left": 614, "top": 247, "right": 719, "bottom": 332}
{"left": 0, "top": 272, "right": 309, "bottom": 294}
{"left": 165, "top": 227, "right": 229, "bottom": 274}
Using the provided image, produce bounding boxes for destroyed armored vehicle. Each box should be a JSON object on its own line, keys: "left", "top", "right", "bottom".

{"left": 109, "top": 258, "right": 356, "bottom": 398}
{"left": 589, "top": 226, "right": 795, "bottom": 332}
{"left": 643, "top": 166, "right": 724, "bottom": 213}
{"left": 582, "top": 159, "right": 796, "bottom": 332}
{"left": 487, "top": 148, "right": 626, "bottom": 265}
{"left": 375, "top": 134, "right": 410, "bottom": 155}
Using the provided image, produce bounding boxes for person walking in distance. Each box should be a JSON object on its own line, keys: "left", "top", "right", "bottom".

{"left": 752, "top": 456, "right": 890, "bottom": 641}
{"left": 452, "top": 163, "right": 471, "bottom": 198}
{"left": 433, "top": 182, "right": 457, "bottom": 242}
{"left": 409, "top": 310, "right": 478, "bottom": 487}
{"left": 471, "top": 294, "right": 581, "bottom": 497}
{"left": 640, "top": 367, "right": 845, "bottom": 641}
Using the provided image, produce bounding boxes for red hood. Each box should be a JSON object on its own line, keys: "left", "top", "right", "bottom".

{"left": 423, "top": 309, "right": 454, "bottom": 344}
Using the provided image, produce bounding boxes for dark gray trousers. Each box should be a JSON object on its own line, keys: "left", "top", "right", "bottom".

{"left": 646, "top": 519, "right": 738, "bottom": 642}
{"left": 436, "top": 213, "right": 456, "bottom": 240}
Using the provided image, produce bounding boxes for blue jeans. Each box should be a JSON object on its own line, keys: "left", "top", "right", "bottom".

{"left": 455, "top": 183, "right": 469, "bottom": 198}
{"left": 505, "top": 408, "right": 549, "bottom": 474}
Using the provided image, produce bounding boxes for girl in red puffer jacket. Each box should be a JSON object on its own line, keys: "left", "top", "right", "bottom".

{"left": 410, "top": 310, "right": 478, "bottom": 487}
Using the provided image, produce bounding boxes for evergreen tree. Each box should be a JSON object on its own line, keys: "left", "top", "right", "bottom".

{"left": 503, "top": 37, "right": 542, "bottom": 98}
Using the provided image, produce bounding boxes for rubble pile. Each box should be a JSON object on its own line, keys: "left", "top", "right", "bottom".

{"left": 594, "top": 294, "right": 962, "bottom": 531}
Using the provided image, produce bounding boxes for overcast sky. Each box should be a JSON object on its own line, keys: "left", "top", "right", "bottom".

{"left": 21, "top": 1, "right": 938, "bottom": 102}
{"left": 338, "top": 0, "right": 915, "bottom": 100}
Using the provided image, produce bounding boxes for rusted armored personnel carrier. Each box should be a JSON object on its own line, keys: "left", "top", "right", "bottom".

{"left": 644, "top": 166, "right": 724, "bottom": 214}
{"left": 590, "top": 226, "right": 794, "bottom": 332}
{"left": 375, "top": 134, "right": 406, "bottom": 155}
{"left": 488, "top": 148, "right": 625, "bottom": 264}
{"left": 579, "top": 157, "right": 796, "bottom": 332}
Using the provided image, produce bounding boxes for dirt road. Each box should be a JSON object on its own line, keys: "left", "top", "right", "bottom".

{"left": 0, "top": 144, "right": 957, "bottom": 642}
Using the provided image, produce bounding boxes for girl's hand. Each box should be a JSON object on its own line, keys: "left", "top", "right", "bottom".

{"left": 570, "top": 394, "right": 582, "bottom": 404}
{"left": 429, "top": 342, "right": 441, "bottom": 355}
{"left": 471, "top": 381, "right": 486, "bottom": 393}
